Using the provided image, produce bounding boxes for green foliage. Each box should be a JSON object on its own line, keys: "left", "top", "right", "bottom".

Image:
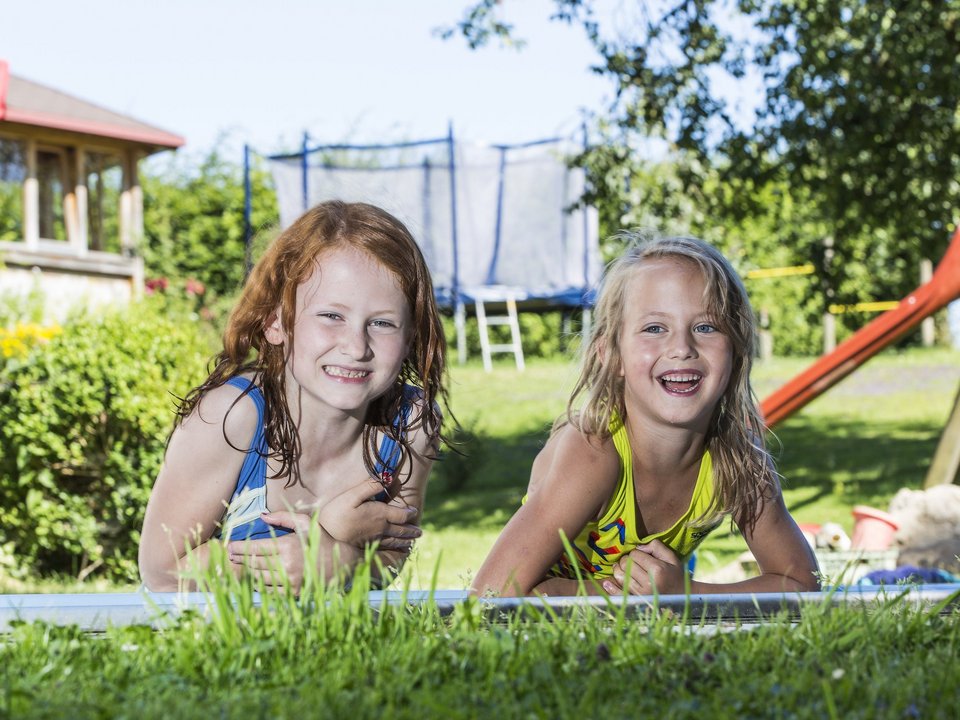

{"left": 447, "top": 0, "right": 960, "bottom": 354}
{"left": 0, "top": 137, "right": 25, "bottom": 242}
{"left": 141, "top": 146, "right": 279, "bottom": 301}
{"left": 0, "top": 296, "right": 213, "bottom": 581}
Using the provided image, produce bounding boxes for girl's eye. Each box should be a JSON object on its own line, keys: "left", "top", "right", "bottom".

{"left": 318, "top": 312, "right": 342, "bottom": 321}
{"left": 642, "top": 325, "right": 665, "bottom": 334}
{"left": 695, "top": 323, "right": 718, "bottom": 334}
{"left": 370, "top": 319, "right": 397, "bottom": 329}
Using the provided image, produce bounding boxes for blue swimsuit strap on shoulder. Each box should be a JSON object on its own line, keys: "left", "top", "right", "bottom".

{"left": 370, "top": 384, "right": 418, "bottom": 501}
{"left": 222, "top": 376, "right": 292, "bottom": 540}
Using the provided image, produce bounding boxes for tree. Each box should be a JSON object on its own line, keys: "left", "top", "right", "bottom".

{"left": 445, "top": 0, "right": 960, "bottom": 316}
{"left": 142, "top": 146, "right": 278, "bottom": 302}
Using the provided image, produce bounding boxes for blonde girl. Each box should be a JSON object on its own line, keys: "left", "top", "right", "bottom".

{"left": 473, "top": 233, "right": 819, "bottom": 596}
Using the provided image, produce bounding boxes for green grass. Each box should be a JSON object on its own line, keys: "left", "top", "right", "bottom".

{"left": 406, "top": 347, "right": 960, "bottom": 589}
{"left": 2, "top": 574, "right": 958, "bottom": 718}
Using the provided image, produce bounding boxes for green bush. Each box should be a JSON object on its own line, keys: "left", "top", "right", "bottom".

{"left": 0, "top": 296, "right": 213, "bottom": 582}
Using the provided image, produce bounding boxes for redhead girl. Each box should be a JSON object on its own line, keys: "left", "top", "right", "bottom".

{"left": 140, "top": 200, "right": 449, "bottom": 593}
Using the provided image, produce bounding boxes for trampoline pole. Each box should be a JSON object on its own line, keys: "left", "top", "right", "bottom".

{"left": 243, "top": 144, "right": 252, "bottom": 278}
{"left": 447, "top": 120, "right": 465, "bottom": 364}
{"left": 301, "top": 131, "right": 309, "bottom": 213}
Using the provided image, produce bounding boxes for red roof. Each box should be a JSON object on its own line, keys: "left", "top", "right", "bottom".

{"left": 0, "top": 60, "right": 184, "bottom": 151}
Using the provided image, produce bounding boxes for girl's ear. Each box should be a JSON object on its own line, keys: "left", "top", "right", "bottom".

{"left": 264, "top": 309, "right": 284, "bottom": 346}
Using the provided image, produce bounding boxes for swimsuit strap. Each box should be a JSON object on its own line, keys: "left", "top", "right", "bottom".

{"left": 224, "top": 376, "right": 265, "bottom": 416}
{"left": 371, "top": 385, "right": 419, "bottom": 500}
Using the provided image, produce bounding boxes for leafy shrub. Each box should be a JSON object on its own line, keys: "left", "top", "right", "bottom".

{"left": 0, "top": 296, "right": 213, "bottom": 582}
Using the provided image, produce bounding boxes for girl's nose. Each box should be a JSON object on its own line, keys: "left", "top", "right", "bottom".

{"left": 667, "top": 331, "right": 698, "bottom": 359}
{"left": 339, "top": 325, "right": 372, "bottom": 360}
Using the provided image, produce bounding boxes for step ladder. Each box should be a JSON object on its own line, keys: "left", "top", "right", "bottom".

{"left": 469, "top": 287, "right": 525, "bottom": 372}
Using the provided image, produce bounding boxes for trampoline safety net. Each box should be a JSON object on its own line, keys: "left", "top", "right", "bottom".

{"left": 266, "top": 134, "right": 601, "bottom": 309}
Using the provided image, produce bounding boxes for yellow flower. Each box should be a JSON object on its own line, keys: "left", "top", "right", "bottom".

{"left": 0, "top": 323, "right": 62, "bottom": 359}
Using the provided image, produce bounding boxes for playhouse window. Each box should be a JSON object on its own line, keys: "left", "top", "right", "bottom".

{"left": 86, "top": 152, "right": 122, "bottom": 252}
{"left": 36, "top": 147, "right": 67, "bottom": 242}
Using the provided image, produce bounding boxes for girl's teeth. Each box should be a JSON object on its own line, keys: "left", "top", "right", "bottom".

{"left": 660, "top": 374, "right": 702, "bottom": 393}
{"left": 326, "top": 366, "right": 368, "bottom": 378}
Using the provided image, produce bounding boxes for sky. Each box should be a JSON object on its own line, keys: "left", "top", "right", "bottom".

{"left": 1, "top": 0, "right": 626, "bottom": 163}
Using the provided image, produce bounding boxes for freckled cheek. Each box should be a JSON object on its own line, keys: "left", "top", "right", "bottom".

{"left": 371, "top": 334, "right": 410, "bottom": 361}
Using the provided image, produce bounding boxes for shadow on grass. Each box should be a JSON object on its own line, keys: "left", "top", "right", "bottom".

{"left": 771, "top": 414, "right": 943, "bottom": 508}
{"left": 424, "top": 427, "right": 546, "bottom": 532}
{"left": 422, "top": 411, "right": 946, "bottom": 536}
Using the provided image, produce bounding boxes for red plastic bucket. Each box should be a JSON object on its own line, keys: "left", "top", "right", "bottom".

{"left": 850, "top": 505, "right": 899, "bottom": 550}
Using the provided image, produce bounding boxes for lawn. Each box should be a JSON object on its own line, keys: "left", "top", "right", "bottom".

{"left": 402, "top": 346, "right": 960, "bottom": 590}
{"left": 3, "top": 575, "right": 958, "bottom": 719}
{"left": 3, "top": 347, "right": 959, "bottom": 719}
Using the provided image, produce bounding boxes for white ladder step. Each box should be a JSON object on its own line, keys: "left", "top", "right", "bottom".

{"left": 474, "top": 292, "right": 525, "bottom": 372}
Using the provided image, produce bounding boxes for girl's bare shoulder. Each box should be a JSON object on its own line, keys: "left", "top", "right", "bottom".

{"left": 179, "top": 377, "right": 261, "bottom": 449}
{"left": 529, "top": 423, "right": 620, "bottom": 501}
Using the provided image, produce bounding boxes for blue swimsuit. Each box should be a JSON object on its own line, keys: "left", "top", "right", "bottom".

{"left": 216, "top": 376, "right": 414, "bottom": 541}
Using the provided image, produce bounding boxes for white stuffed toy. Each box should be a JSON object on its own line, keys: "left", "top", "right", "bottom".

{"left": 815, "top": 522, "right": 852, "bottom": 551}
{"left": 888, "top": 484, "right": 960, "bottom": 573}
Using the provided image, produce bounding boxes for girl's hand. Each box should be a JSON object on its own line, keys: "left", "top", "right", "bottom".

{"left": 227, "top": 511, "right": 314, "bottom": 593}
{"left": 318, "top": 478, "right": 422, "bottom": 549}
{"left": 605, "top": 540, "right": 686, "bottom": 595}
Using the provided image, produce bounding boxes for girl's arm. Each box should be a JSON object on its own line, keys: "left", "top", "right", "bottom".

{"left": 725, "top": 480, "right": 820, "bottom": 592}
{"left": 138, "top": 383, "right": 258, "bottom": 591}
{"left": 228, "top": 401, "right": 435, "bottom": 592}
{"left": 470, "top": 425, "right": 620, "bottom": 597}
{"left": 609, "top": 479, "right": 820, "bottom": 595}
{"left": 317, "top": 397, "right": 435, "bottom": 587}
{"left": 367, "top": 420, "right": 434, "bottom": 586}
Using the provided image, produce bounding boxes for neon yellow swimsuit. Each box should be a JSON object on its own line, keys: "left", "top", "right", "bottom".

{"left": 551, "top": 413, "right": 721, "bottom": 580}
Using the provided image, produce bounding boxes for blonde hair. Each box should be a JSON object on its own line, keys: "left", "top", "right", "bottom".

{"left": 567, "top": 232, "right": 774, "bottom": 530}
{"left": 174, "top": 200, "right": 449, "bottom": 488}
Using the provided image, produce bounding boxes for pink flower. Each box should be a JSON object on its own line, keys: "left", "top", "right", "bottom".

{"left": 145, "top": 277, "right": 169, "bottom": 295}
{"left": 185, "top": 278, "right": 206, "bottom": 296}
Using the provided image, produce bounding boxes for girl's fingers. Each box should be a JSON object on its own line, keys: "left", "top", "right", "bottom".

{"left": 382, "top": 522, "right": 422, "bottom": 539}
{"left": 227, "top": 538, "right": 280, "bottom": 558}
{"left": 231, "top": 553, "right": 284, "bottom": 571}
{"left": 260, "top": 510, "right": 313, "bottom": 533}
{"left": 376, "top": 536, "right": 416, "bottom": 551}
{"left": 350, "top": 477, "right": 392, "bottom": 505}
{"left": 381, "top": 503, "right": 418, "bottom": 526}
{"left": 246, "top": 567, "right": 288, "bottom": 587}
{"left": 634, "top": 539, "right": 676, "bottom": 564}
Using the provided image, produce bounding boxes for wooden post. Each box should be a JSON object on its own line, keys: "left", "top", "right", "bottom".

{"left": 822, "top": 312, "right": 836, "bottom": 354}
{"left": 74, "top": 146, "right": 88, "bottom": 254}
{"left": 64, "top": 148, "right": 84, "bottom": 254}
{"left": 130, "top": 150, "right": 143, "bottom": 250}
{"left": 924, "top": 381, "right": 960, "bottom": 487}
{"left": 821, "top": 234, "right": 836, "bottom": 355}
{"left": 920, "top": 258, "right": 935, "bottom": 347}
{"left": 758, "top": 307, "right": 773, "bottom": 361}
{"left": 23, "top": 138, "right": 38, "bottom": 248}
{"left": 119, "top": 150, "right": 134, "bottom": 254}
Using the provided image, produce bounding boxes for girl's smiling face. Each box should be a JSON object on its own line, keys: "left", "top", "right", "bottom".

{"left": 266, "top": 245, "right": 411, "bottom": 417}
{"left": 617, "top": 257, "right": 733, "bottom": 433}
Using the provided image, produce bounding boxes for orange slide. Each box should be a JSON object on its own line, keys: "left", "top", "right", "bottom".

{"left": 760, "top": 225, "right": 960, "bottom": 428}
